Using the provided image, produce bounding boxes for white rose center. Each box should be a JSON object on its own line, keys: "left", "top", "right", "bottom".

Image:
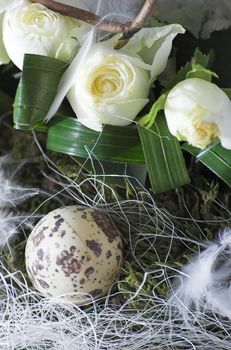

{"left": 90, "top": 56, "right": 134, "bottom": 99}
{"left": 92, "top": 70, "right": 121, "bottom": 96}
{"left": 20, "top": 5, "right": 57, "bottom": 34}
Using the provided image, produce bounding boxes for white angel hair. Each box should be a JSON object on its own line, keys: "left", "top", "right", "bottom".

{"left": 0, "top": 156, "right": 38, "bottom": 246}
{"left": 170, "top": 229, "right": 231, "bottom": 320}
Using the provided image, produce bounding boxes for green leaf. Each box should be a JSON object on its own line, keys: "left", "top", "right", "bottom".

{"left": 186, "top": 63, "right": 218, "bottom": 82}
{"left": 47, "top": 116, "right": 145, "bottom": 164}
{"left": 166, "top": 61, "right": 192, "bottom": 90}
{"left": 0, "top": 90, "right": 12, "bottom": 115}
{"left": 138, "top": 113, "right": 190, "bottom": 193}
{"left": 13, "top": 54, "right": 66, "bottom": 130}
{"left": 192, "top": 48, "right": 214, "bottom": 68}
{"left": 167, "top": 48, "right": 214, "bottom": 90}
{"left": 138, "top": 94, "right": 166, "bottom": 128}
{"left": 183, "top": 143, "right": 231, "bottom": 187}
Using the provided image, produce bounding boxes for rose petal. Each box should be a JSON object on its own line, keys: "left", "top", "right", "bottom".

{"left": 121, "top": 24, "right": 185, "bottom": 81}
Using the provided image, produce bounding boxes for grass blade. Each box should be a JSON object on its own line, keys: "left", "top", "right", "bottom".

{"left": 13, "top": 54, "right": 66, "bottom": 130}
{"left": 183, "top": 143, "right": 231, "bottom": 186}
{"left": 138, "top": 113, "right": 190, "bottom": 193}
{"left": 47, "top": 116, "right": 145, "bottom": 164}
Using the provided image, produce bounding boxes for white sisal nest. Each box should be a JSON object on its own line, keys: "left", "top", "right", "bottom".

{"left": 0, "top": 135, "right": 231, "bottom": 349}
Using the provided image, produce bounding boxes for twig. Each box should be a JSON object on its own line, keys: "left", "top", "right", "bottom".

{"left": 30, "top": 0, "right": 156, "bottom": 33}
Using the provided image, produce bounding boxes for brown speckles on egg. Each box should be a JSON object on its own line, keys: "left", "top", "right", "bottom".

{"left": 49, "top": 216, "right": 65, "bottom": 237}
{"left": 60, "top": 230, "right": 66, "bottom": 238}
{"left": 91, "top": 210, "right": 119, "bottom": 243}
{"left": 106, "top": 250, "right": 112, "bottom": 259}
{"left": 53, "top": 214, "right": 61, "bottom": 219}
{"left": 56, "top": 249, "right": 82, "bottom": 277}
{"left": 38, "top": 279, "right": 50, "bottom": 289}
{"left": 81, "top": 212, "right": 87, "bottom": 220}
{"left": 116, "top": 255, "right": 122, "bottom": 265}
{"left": 84, "top": 267, "right": 95, "bottom": 279}
{"left": 31, "top": 262, "right": 44, "bottom": 276}
{"left": 32, "top": 229, "right": 46, "bottom": 247}
{"left": 70, "top": 246, "right": 77, "bottom": 253}
{"left": 37, "top": 249, "right": 44, "bottom": 261}
{"left": 86, "top": 239, "right": 102, "bottom": 257}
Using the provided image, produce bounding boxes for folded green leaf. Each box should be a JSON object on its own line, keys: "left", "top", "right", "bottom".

{"left": 47, "top": 116, "right": 145, "bottom": 164}
{"left": 186, "top": 63, "right": 218, "bottom": 81}
{"left": 13, "top": 54, "right": 66, "bottom": 130}
{"left": 138, "top": 94, "right": 166, "bottom": 128}
{"left": 138, "top": 113, "right": 190, "bottom": 193}
{"left": 183, "top": 143, "right": 231, "bottom": 187}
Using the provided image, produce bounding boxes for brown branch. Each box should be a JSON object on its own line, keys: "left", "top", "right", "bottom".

{"left": 30, "top": 0, "right": 156, "bottom": 33}
{"left": 127, "top": 0, "right": 157, "bottom": 31}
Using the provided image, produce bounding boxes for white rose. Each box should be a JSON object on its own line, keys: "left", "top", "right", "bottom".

{"left": 0, "top": 0, "right": 22, "bottom": 12}
{"left": 67, "top": 24, "right": 185, "bottom": 131}
{"left": 0, "top": 0, "right": 24, "bottom": 64}
{"left": 164, "top": 78, "right": 231, "bottom": 149}
{"left": 2, "top": 0, "right": 89, "bottom": 69}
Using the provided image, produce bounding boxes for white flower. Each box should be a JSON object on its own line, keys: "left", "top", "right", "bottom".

{"left": 0, "top": 0, "right": 22, "bottom": 13}
{"left": 67, "top": 24, "right": 185, "bottom": 131}
{"left": 0, "top": 0, "right": 24, "bottom": 64}
{"left": 2, "top": 0, "right": 89, "bottom": 69}
{"left": 164, "top": 78, "right": 231, "bottom": 149}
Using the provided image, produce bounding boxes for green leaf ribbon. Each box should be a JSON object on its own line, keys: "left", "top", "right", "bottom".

{"left": 138, "top": 113, "right": 190, "bottom": 193}
{"left": 183, "top": 143, "right": 231, "bottom": 187}
{"left": 13, "top": 54, "right": 66, "bottom": 130}
{"left": 47, "top": 116, "right": 145, "bottom": 164}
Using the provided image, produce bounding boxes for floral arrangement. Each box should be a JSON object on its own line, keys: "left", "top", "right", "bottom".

{"left": 1, "top": 0, "right": 231, "bottom": 194}
{"left": 1, "top": 0, "right": 231, "bottom": 349}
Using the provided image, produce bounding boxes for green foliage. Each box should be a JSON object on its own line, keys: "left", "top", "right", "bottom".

{"left": 167, "top": 48, "right": 214, "bottom": 90}
{"left": 138, "top": 114, "right": 190, "bottom": 193}
{"left": 186, "top": 63, "right": 218, "bottom": 81}
{"left": 138, "top": 94, "right": 166, "bottom": 128}
{"left": 13, "top": 54, "right": 66, "bottom": 130}
{"left": 183, "top": 142, "right": 231, "bottom": 188}
{"left": 47, "top": 116, "right": 145, "bottom": 164}
{"left": 192, "top": 47, "right": 214, "bottom": 68}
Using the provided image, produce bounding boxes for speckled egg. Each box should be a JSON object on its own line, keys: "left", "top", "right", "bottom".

{"left": 25, "top": 205, "right": 123, "bottom": 304}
